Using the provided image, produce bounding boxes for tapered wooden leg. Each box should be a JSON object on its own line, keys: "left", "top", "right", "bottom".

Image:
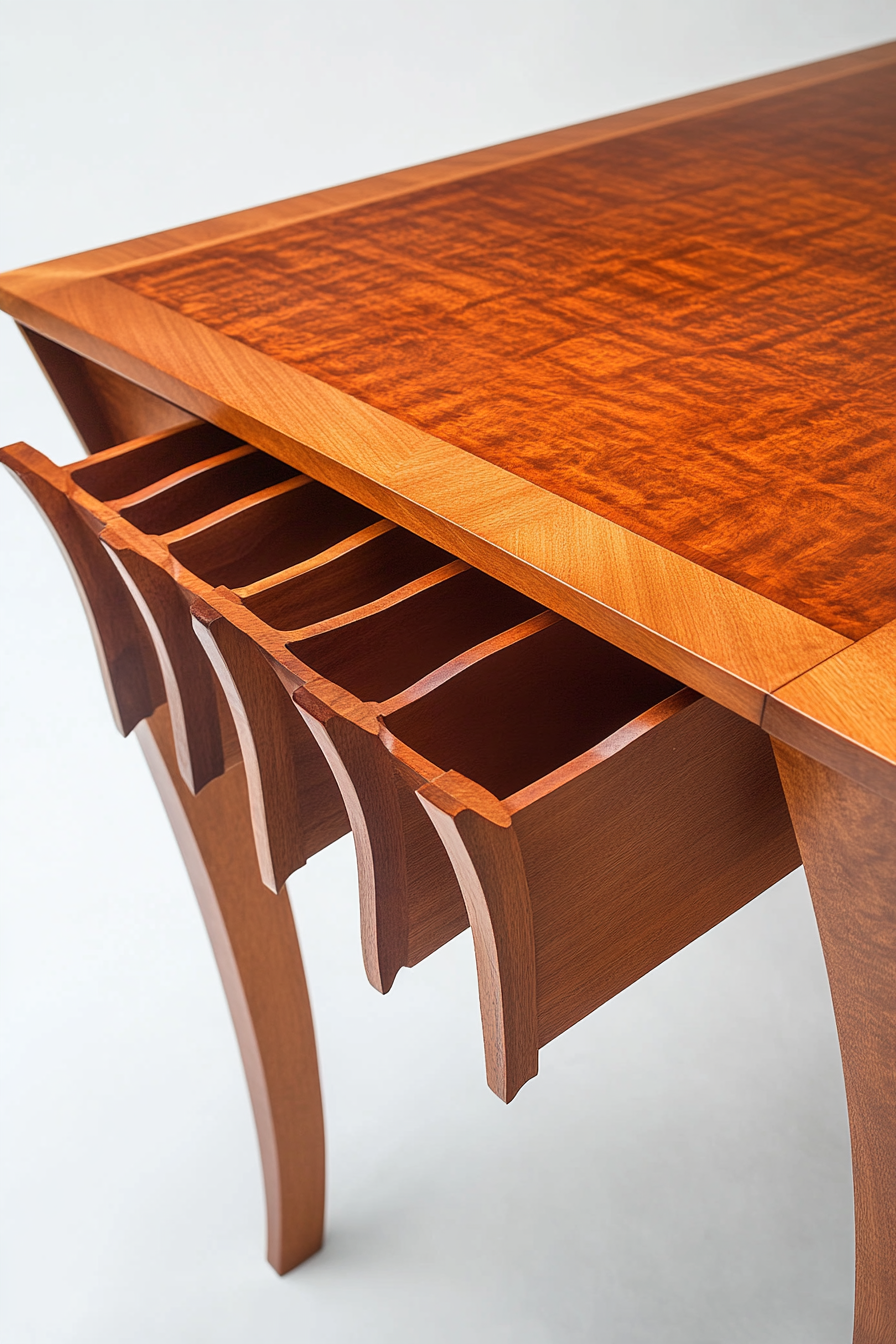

{"left": 773, "top": 742, "right": 895, "bottom": 1344}
{"left": 137, "top": 702, "right": 326, "bottom": 1273}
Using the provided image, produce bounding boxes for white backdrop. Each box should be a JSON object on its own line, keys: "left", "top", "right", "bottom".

{"left": 2, "top": 5, "right": 892, "bottom": 1341}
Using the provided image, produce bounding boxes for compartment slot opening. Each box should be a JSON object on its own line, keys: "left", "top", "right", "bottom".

{"left": 246, "top": 526, "right": 456, "bottom": 632}
{"left": 290, "top": 567, "right": 543, "bottom": 704}
{"left": 234, "top": 520, "right": 396, "bottom": 598}
{"left": 107, "top": 445, "right": 256, "bottom": 510}
{"left": 70, "top": 422, "right": 244, "bottom": 501}
{"left": 383, "top": 621, "right": 682, "bottom": 800}
{"left": 119, "top": 449, "right": 300, "bottom": 535}
{"left": 169, "top": 479, "right": 380, "bottom": 588}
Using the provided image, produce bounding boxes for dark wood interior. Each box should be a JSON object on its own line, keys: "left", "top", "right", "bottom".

{"left": 292, "top": 568, "right": 543, "bottom": 703}
{"left": 18, "top": 326, "right": 193, "bottom": 453}
{"left": 246, "top": 527, "right": 454, "bottom": 631}
{"left": 169, "top": 480, "right": 379, "bottom": 588}
{"left": 119, "top": 450, "right": 299, "bottom": 535}
{"left": 384, "top": 621, "right": 681, "bottom": 798}
{"left": 70, "top": 423, "right": 243, "bottom": 501}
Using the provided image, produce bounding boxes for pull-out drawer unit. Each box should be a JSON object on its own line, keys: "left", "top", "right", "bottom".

{"left": 2, "top": 421, "right": 800, "bottom": 1103}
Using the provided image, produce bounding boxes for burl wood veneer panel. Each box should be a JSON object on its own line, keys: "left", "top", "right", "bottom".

{"left": 114, "top": 65, "right": 896, "bottom": 642}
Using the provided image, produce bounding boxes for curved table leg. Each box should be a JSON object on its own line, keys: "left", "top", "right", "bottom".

{"left": 773, "top": 742, "right": 895, "bottom": 1344}
{"left": 138, "top": 702, "right": 326, "bottom": 1273}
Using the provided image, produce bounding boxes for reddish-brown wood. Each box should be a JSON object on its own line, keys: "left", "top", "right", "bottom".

{"left": 4, "top": 44, "right": 892, "bottom": 293}
{"left": 3, "top": 45, "right": 893, "bottom": 1327}
{"left": 0, "top": 441, "right": 164, "bottom": 734}
{"left": 102, "top": 524, "right": 227, "bottom": 794}
{"left": 68, "top": 421, "right": 474, "bottom": 988}
{"left": 18, "top": 325, "right": 192, "bottom": 451}
{"left": 764, "top": 622, "right": 896, "bottom": 802}
{"left": 2, "top": 426, "right": 325, "bottom": 1271}
{"left": 191, "top": 597, "right": 349, "bottom": 890}
{"left": 112, "top": 64, "right": 896, "bottom": 643}
{"left": 773, "top": 742, "right": 896, "bottom": 1344}
{"left": 139, "top": 702, "right": 326, "bottom": 1274}
{"left": 69, "top": 420, "right": 245, "bottom": 498}
{"left": 395, "top": 626, "right": 801, "bottom": 1098}
{"left": 3, "top": 69, "right": 881, "bottom": 741}
{"left": 0, "top": 271, "right": 849, "bottom": 729}
{"left": 421, "top": 791, "right": 538, "bottom": 1101}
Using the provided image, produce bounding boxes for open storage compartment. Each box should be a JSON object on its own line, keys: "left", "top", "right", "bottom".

{"left": 377, "top": 613, "right": 801, "bottom": 1101}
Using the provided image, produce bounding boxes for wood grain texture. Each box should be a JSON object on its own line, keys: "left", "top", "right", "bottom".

{"left": 405, "top": 653, "right": 799, "bottom": 1097}
{"left": 0, "top": 441, "right": 165, "bottom": 733}
{"left": 113, "top": 64, "right": 896, "bottom": 642}
{"left": 764, "top": 622, "right": 896, "bottom": 801}
{"left": 0, "top": 278, "right": 849, "bottom": 727}
{"left": 102, "top": 524, "right": 227, "bottom": 794}
{"left": 419, "top": 788, "right": 538, "bottom": 1102}
{"left": 2, "top": 43, "right": 892, "bottom": 297}
{"left": 69, "top": 420, "right": 244, "bottom": 500}
{"left": 19, "top": 326, "right": 192, "bottom": 452}
{"left": 147, "top": 465, "right": 470, "bottom": 989}
{"left": 138, "top": 703, "right": 326, "bottom": 1274}
{"left": 191, "top": 599, "right": 349, "bottom": 890}
{"left": 773, "top": 742, "right": 896, "bottom": 1344}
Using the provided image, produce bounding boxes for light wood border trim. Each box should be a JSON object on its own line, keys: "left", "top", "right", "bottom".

{"left": 2, "top": 42, "right": 893, "bottom": 300}
{"left": 0, "top": 279, "right": 849, "bottom": 727}
{"left": 764, "top": 623, "right": 896, "bottom": 801}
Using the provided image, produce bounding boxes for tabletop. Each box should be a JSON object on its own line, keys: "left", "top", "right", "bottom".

{"left": 2, "top": 40, "right": 894, "bottom": 796}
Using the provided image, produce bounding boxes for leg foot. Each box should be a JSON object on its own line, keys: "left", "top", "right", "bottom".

{"left": 138, "top": 703, "right": 326, "bottom": 1272}
{"left": 773, "top": 742, "right": 895, "bottom": 1344}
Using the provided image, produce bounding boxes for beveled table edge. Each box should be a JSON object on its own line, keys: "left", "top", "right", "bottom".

{"left": 763, "top": 623, "right": 896, "bottom": 801}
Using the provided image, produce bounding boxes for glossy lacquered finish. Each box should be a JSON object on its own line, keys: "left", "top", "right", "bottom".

{"left": 114, "top": 64, "right": 895, "bottom": 644}
{"left": 1, "top": 40, "right": 893, "bottom": 1344}
{"left": 4, "top": 43, "right": 896, "bottom": 774}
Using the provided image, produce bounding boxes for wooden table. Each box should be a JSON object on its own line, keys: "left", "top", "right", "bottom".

{"left": 2, "top": 40, "right": 893, "bottom": 1343}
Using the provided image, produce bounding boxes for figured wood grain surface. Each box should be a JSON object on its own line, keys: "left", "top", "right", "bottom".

{"left": 111, "top": 63, "right": 896, "bottom": 641}
{"left": 2, "top": 51, "right": 892, "bottom": 775}
{"left": 2, "top": 43, "right": 892, "bottom": 295}
{"left": 0, "top": 283, "right": 849, "bottom": 727}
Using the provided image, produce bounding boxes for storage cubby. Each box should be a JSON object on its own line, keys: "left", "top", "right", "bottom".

{"left": 120, "top": 447, "right": 299, "bottom": 535}
{"left": 70, "top": 421, "right": 243, "bottom": 500}
{"left": 245, "top": 526, "right": 454, "bottom": 632}
{"left": 290, "top": 567, "right": 543, "bottom": 703}
{"left": 383, "top": 619, "right": 681, "bottom": 800}
{"left": 168, "top": 479, "right": 379, "bottom": 588}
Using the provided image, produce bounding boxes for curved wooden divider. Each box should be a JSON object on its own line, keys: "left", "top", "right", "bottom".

{"left": 1, "top": 431, "right": 330, "bottom": 1273}
{"left": 5, "top": 420, "right": 803, "bottom": 1114}
{"left": 0, "top": 441, "right": 164, "bottom": 735}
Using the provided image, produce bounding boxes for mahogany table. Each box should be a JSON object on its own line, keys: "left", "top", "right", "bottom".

{"left": 2, "top": 40, "right": 893, "bottom": 1344}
